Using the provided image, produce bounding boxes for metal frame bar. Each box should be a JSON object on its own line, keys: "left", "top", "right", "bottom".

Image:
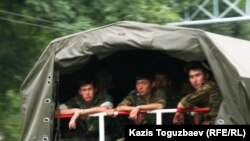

{"left": 220, "top": 0, "right": 244, "bottom": 18}
{"left": 246, "top": 0, "right": 250, "bottom": 14}
{"left": 88, "top": 108, "right": 209, "bottom": 141}
{"left": 55, "top": 108, "right": 209, "bottom": 141}
{"left": 170, "top": 0, "right": 250, "bottom": 26}
{"left": 98, "top": 113, "right": 105, "bottom": 141}
{"left": 213, "top": 0, "right": 219, "bottom": 17}
{"left": 189, "top": 0, "right": 211, "bottom": 20}
{"left": 168, "top": 16, "right": 250, "bottom": 26}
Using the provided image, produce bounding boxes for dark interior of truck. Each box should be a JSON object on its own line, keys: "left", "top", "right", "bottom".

{"left": 58, "top": 50, "right": 186, "bottom": 106}
{"left": 54, "top": 50, "right": 196, "bottom": 140}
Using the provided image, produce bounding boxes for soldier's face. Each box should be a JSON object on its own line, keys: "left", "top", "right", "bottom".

{"left": 79, "top": 84, "right": 96, "bottom": 103}
{"left": 136, "top": 79, "right": 153, "bottom": 96}
{"left": 188, "top": 69, "right": 208, "bottom": 89}
{"left": 154, "top": 74, "right": 170, "bottom": 90}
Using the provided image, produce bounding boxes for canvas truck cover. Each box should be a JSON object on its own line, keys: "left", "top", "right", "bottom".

{"left": 20, "top": 21, "right": 250, "bottom": 141}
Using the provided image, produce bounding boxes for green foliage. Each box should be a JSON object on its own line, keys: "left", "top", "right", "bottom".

{"left": 0, "top": 0, "right": 181, "bottom": 140}
{"left": 0, "top": 90, "right": 21, "bottom": 140}
{"left": 23, "top": 0, "right": 181, "bottom": 31}
{"left": 0, "top": 0, "right": 249, "bottom": 140}
{"left": 238, "top": 21, "right": 250, "bottom": 40}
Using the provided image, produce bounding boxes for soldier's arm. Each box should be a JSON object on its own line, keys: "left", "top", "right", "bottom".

{"left": 116, "top": 105, "right": 137, "bottom": 111}
{"left": 74, "top": 95, "right": 114, "bottom": 116}
{"left": 56, "top": 107, "right": 109, "bottom": 117}
{"left": 116, "top": 92, "right": 135, "bottom": 111}
{"left": 172, "top": 102, "right": 185, "bottom": 124}
{"left": 55, "top": 97, "right": 80, "bottom": 115}
{"left": 68, "top": 101, "right": 114, "bottom": 129}
{"left": 116, "top": 92, "right": 143, "bottom": 121}
{"left": 56, "top": 108, "right": 80, "bottom": 115}
{"left": 116, "top": 104, "right": 142, "bottom": 122}
{"left": 116, "top": 102, "right": 163, "bottom": 111}
{"left": 207, "top": 92, "right": 222, "bottom": 123}
{"left": 176, "top": 102, "right": 185, "bottom": 109}
{"left": 78, "top": 106, "right": 111, "bottom": 115}
{"left": 131, "top": 90, "right": 165, "bottom": 111}
{"left": 68, "top": 107, "right": 114, "bottom": 129}
{"left": 136, "top": 103, "right": 164, "bottom": 110}
{"left": 180, "top": 83, "right": 216, "bottom": 108}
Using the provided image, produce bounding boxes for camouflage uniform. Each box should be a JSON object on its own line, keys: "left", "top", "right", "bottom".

{"left": 117, "top": 89, "right": 166, "bottom": 124}
{"left": 163, "top": 88, "right": 183, "bottom": 124}
{"left": 60, "top": 91, "right": 114, "bottom": 141}
{"left": 180, "top": 80, "right": 222, "bottom": 124}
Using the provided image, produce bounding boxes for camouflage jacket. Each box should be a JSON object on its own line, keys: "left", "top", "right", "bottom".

{"left": 63, "top": 91, "right": 113, "bottom": 109}
{"left": 118, "top": 89, "right": 166, "bottom": 124}
{"left": 180, "top": 80, "right": 222, "bottom": 123}
{"left": 62, "top": 91, "right": 113, "bottom": 135}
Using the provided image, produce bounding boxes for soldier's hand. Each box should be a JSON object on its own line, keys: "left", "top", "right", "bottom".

{"left": 106, "top": 109, "right": 115, "bottom": 116}
{"left": 129, "top": 107, "right": 140, "bottom": 121}
{"left": 134, "top": 113, "right": 145, "bottom": 124}
{"left": 173, "top": 112, "right": 184, "bottom": 125}
{"left": 68, "top": 110, "right": 81, "bottom": 129}
{"left": 69, "top": 119, "right": 77, "bottom": 129}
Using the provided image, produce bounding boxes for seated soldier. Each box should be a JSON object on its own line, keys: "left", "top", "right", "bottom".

{"left": 154, "top": 70, "right": 183, "bottom": 124}
{"left": 173, "top": 62, "right": 222, "bottom": 125}
{"left": 55, "top": 78, "right": 115, "bottom": 141}
{"left": 116, "top": 72, "right": 166, "bottom": 125}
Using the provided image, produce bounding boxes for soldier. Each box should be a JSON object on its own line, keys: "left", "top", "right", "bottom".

{"left": 173, "top": 62, "right": 222, "bottom": 125}
{"left": 154, "top": 70, "right": 183, "bottom": 124}
{"left": 116, "top": 72, "right": 166, "bottom": 124}
{"left": 55, "top": 78, "right": 115, "bottom": 141}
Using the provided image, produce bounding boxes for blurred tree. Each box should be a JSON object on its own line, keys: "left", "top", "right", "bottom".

{"left": 0, "top": 0, "right": 181, "bottom": 140}
{"left": 0, "top": 0, "right": 29, "bottom": 140}
{"left": 23, "top": 0, "right": 180, "bottom": 31}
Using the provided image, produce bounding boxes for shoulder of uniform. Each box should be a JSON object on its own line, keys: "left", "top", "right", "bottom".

{"left": 128, "top": 90, "right": 137, "bottom": 95}
{"left": 69, "top": 95, "right": 82, "bottom": 105}
{"left": 124, "top": 90, "right": 139, "bottom": 99}
{"left": 201, "top": 80, "right": 217, "bottom": 90}
{"left": 74, "top": 95, "right": 82, "bottom": 101}
{"left": 97, "top": 90, "right": 108, "bottom": 96}
{"left": 205, "top": 80, "right": 217, "bottom": 87}
{"left": 96, "top": 91, "right": 113, "bottom": 100}
{"left": 154, "top": 89, "right": 166, "bottom": 95}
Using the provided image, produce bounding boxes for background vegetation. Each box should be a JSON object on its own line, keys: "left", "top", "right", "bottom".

{"left": 0, "top": 0, "right": 249, "bottom": 140}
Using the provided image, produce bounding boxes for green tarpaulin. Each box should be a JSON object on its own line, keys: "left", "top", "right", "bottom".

{"left": 20, "top": 21, "right": 250, "bottom": 141}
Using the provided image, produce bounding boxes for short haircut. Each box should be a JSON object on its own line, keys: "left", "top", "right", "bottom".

{"left": 78, "top": 78, "right": 96, "bottom": 88}
{"left": 154, "top": 69, "right": 170, "bottom": 80}
{"left": 135, "top": 72, "right": 154, "bottom": 82}
{"left": 184, "top": 61, "right": 208, "bottom": 74}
